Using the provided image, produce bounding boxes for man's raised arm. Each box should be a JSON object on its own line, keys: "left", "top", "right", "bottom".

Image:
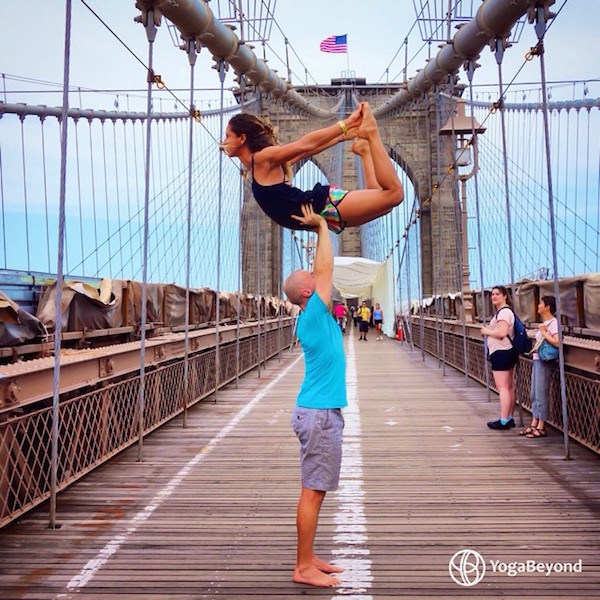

{"left": 291, "top": 204, "right": 333, "bottom": 306}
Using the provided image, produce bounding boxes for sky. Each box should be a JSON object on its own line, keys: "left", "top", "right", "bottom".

{"left": 1, "top": 0, "right": 598, "bottom": 110}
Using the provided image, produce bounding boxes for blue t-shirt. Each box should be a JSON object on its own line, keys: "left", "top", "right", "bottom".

{"left": 296, "top": 293, "right": 347, "bottom": 409}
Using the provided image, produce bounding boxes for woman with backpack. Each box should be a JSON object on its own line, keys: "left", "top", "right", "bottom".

{"left": 480, "top": 285, "right": 519, "bottom": 430}
{"left": 519, "top": 295, "right": 560, "bottom": 439}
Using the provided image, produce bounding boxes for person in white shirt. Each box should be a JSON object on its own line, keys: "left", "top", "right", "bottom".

{"left": 519, "top": 295, "right": 560, "bottom": 439}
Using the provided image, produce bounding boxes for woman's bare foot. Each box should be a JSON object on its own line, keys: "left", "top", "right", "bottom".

{"left": 357, "top": 102, "right": 378, "bottom": 139}
{"left": 313, "top": 556, "right": 344, "bottom": 573}
{"left": 351, "top": 138, "right": 370, "bottom": 156}
{"left": 293, "top": 565, "right": 341, "bottom": 587}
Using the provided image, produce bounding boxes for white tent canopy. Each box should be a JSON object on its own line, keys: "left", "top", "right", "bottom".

{"left": 333, "top": 256, "right": 396, "bottom": 337}
{"left": 333, "top": 256, "right": 382, "bottom": 299}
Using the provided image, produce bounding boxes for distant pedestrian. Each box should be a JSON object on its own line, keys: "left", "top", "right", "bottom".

{"left": 373, "top": 303, "right": 384, "bottom": 340}
{"left": 481, "top": 286, "right": 518, "bottom": 430}
{"left": 333, "top": 302, "right": 347, "bottom": 333}
{"left": 519, "top": 295, "right": 560, "bottom": 439}
{"left": 350, "top": 305, "right": 358, "bottom": 328}
{"left": 357, "top": 301, "right": 371, "bottom": 341}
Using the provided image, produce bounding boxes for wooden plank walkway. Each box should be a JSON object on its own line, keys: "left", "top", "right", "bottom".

{"left": 1, "top": 328, "right": 599, "bottom": 599}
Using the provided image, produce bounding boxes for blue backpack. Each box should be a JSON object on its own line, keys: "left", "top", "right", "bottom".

{"left": 498, "top": 307, "right": 532, "bottom": 354}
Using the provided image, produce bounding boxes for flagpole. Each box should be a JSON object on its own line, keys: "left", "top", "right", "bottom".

{"left": 346, "top": 35, "right": 349, "bottom": 77}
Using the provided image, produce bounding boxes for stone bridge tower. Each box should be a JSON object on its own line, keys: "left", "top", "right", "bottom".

{"left": 240, "top": 79, "right": 459, "bottom": 297}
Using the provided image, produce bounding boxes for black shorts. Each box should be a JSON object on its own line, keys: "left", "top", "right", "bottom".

{"left": 489, "top": 348, "right": 518, "bottom": 371}
{"left": 359, "top": 321, "right": 369, "bottom": 333}
{"left": 374, "top": 319, "right": 383, "bottom": 325}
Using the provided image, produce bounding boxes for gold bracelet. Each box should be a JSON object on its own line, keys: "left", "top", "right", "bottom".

{"left": 337, "top": 120, "right": 348, "bottom": 136}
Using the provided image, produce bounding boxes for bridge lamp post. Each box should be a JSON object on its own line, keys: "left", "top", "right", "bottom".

{"left": 439, "top": 99, "right": 485, "bottom": 323}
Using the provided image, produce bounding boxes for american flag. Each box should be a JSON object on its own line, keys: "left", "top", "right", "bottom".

{"left": 319, "top": 34, "right": 347, "bottom": 54}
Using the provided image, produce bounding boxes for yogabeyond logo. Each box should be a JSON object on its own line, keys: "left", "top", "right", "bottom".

{"left": 448, "top": 549, "right": 583, "bottom": 587}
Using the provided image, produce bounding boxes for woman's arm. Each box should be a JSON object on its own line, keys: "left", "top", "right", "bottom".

{"left": 257, "top": 106, "right": 363, "bottom": 168}
{"left": 481, "top": 320, "right": 509, "bottom": 339}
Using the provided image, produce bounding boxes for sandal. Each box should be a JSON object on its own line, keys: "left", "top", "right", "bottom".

{"left": 526, "top": 428, "right": 547, "bottom": 438}
{"left": 519, "top": 426, "right": 537, "bottom": 436}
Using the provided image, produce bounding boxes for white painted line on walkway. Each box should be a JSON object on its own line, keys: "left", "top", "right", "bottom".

{"left": 331, "top": 334, "right": 373, "bottom": 599}
{"left": 57, "top": 353, "right": 303, "bottom": 598}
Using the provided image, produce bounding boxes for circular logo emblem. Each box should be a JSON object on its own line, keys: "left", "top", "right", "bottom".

{"left": 449, "top": 549, "right": 486, "bottom": 587}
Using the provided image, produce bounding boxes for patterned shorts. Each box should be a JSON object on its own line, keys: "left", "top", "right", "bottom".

{"left": 319, "top": 186, "right": 349, "bottom": 234}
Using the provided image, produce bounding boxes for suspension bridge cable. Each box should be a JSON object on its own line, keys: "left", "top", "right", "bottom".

{"left": 0, "top": 132, "right": 6, "bottom": 268}
{"left": 50, "top": 0, "right": 73, "bottom": 531}
{"left": 39, "top": 119, "right": 52, "bottom": 272}
{"left": 183, "top": 42, "right": 197, "bottom": 428}
{"left": 18, "top": 119, "right": 31, "bottom": 271}
{"left": 466, "top": 62, "right": 491, "bottom": 400}
{"left": 532, "top": 6, "right": 570, "bottom": 459}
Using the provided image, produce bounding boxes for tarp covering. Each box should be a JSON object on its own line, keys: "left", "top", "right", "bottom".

{"left": 0, "top": 290, "right": 46, "bottom": 346}
{"left": 37, "top": 280, "right": 122, "bottom": 332}
{"left": 34, "top": 279, "right": 294, "bottom": 334}
{"left": 416, "top": 273, "right": 600, "bottom": 331}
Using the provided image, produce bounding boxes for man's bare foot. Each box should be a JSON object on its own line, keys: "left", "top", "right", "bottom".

{"left": 313, "top": 556, "right": 344, "bottom": 573}
{"left": 357, "top": 102, "right": 378, "bottom": 139}
{"left": 351, "top": 138, "right": 369, "bottom": 156}
{"left": 293, "top": 565, "right": 341, "bottom": 587}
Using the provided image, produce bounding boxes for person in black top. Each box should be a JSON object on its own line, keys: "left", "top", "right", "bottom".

{"left": 221, "top": 102, "right": 404, "bottom": 234}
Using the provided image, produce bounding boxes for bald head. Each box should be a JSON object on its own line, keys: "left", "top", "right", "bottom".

{"left": 283, "top": 270, "right": 315, "bottom": 307}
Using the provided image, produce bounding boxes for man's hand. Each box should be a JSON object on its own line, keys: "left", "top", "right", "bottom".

{"left": 291, "top": 203, "right": 326, "bottom": 230}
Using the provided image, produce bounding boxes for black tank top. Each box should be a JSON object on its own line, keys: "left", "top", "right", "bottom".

{"left": 250, "top": 156, "right": 330, "bottom": 231}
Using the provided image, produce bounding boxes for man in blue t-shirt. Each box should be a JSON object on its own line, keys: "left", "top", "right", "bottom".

{"left": 283, "top": 204, "right": 347, "bottom": 588}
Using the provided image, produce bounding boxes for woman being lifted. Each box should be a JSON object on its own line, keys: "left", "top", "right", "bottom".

{"left": 221, "top": 102, "right": 404, "bottom": 234}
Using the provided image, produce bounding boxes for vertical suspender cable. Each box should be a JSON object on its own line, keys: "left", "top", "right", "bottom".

{"left": 236, "top": 167, "right": 243, "bottom": 387}
{"left": 137, "top": 10, "right": 158, "bottom": 462}
{"left": 19, "top": 118, "right": 31, "bottom": 271}
{"left": 263, "top": 219, "right": 268, "bottom": 369}
{"left": 87, "top": 119, "right": 99, "bottom": 274}
{"left": 414, "top": 198, "right": 425, "bottom": 355}
{"left": 446, "top": 98, "right": 470, "bottom": 383}
{"left": 214, "top": 59, "right": 227, "bottom": 401}
{"left": 182, "top": 39, "right": 197, "bottom": 426}
{"left": 466, "top": 62, "right": 491, "bottom": 401}
{"left": 49, "top": 0, "right": 72, "bottom": 529}
{"left": 40, "top": 119, "right": 52, "bottom": 272}
{"left": 415, "top": 103, "right": 426, "bottom": 360}
{"left": 73, "top": 119, "right": 85, "bottom": 274}
{"left": 112, "top": 121, "right": 124, "bottom": 275}
{"left": 123, "top": 119, "right": 134, "bottom": 274}
{"left": 0, "top": 132, "right": 6, "bottom": 268}
{"left": 494, "top": 39, "right": 520, "bottom": 421}
{"left": 405, "top": 186, "right": 414, "bottom": 350}
{"left": 256, "top": 168, "right": 261, "bottom": 377}
{"left": 389, "top": 188, "right": 399, "bottom": 345}
{"left": 434, "top": 88, "right": 446, "bottom": 375}
{"left": 532, "top": 7, "right": 570, "bottom": 459}
{"left": 101, "top": 121, "right": 113, "bottom": 277}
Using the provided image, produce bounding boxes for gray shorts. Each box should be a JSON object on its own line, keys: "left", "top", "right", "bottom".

{"left": 291, "top": 406, "right": 344, "bottom": 492}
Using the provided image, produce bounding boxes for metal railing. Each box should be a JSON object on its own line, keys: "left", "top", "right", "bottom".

{"left": 408, "top": 317, "right": 600, "bottom": 455}
{"left": 0, "top": 320, "right": 293, "bottom": 529}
